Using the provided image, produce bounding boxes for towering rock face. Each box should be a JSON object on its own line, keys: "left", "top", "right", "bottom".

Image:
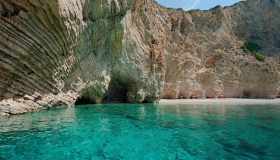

{"left": 0, "top": 0, "right": 279, "bottom": 115}
{"left": 151, "top": 0, "right": 280, "bottom": 99}
{"left": 0, "top": 0, "right": 164, "bottom": 115}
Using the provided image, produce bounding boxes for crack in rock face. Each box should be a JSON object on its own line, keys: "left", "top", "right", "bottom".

{"left": 0, "top": 1, "right": 26, "bottom": 17}
{"left": 0, "top": 0, "right": 280, "bottom": 115}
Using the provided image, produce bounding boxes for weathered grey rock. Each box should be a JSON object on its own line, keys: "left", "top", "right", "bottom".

{"left": 155, "top": 0, "right": 280, "bottom": 99}
{"left": 0, "top": 0, "right": 280, "bottom": 115}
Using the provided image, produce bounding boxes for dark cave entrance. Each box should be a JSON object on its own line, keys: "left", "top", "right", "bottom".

{"left": 74, "top": 80, "right": 131, "bottom": 105}
{"left": 105, "top": 77, "right": 131, "bottom": 103}
{"left": 243, "top": 90, "right": 252, "bottom": 98}
{"left": 75, "top": 75, "right": 136, "bottom": 104}
{"left": 75, "top": 96, "right": 97, "bottom": 105}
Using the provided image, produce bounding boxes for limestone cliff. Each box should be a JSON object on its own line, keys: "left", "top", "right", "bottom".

{"left": 0, "top": 0, "right": 279, "bottom": 115}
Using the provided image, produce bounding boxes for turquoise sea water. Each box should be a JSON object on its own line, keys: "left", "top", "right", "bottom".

{"left": 0, "top": 104, "right": 280, "bottom": 160}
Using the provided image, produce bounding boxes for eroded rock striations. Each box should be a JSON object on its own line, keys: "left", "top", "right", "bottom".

{"left": 0, "top": 0, "right": 279, "bottom": 115}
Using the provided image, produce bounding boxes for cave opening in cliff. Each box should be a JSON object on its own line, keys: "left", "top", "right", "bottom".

{"left": 243, "top": 90, "right": 252, "bottom": 98}
{"left": 106, "top": 77, "right": 131, "bottom": 103}
{"left": 75, "top": 95, "right": 98, "bottom": 105}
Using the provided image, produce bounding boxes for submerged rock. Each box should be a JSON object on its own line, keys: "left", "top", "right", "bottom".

{"left": 0, "top": 0, "right": 280, "bottom": 115}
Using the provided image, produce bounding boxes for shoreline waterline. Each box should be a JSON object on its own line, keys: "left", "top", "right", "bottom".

{"left": 159, "top": 98, "right": 280, "bottom": 105}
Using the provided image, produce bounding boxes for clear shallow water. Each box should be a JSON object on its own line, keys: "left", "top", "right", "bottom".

{"left": 0, "top": 104, "right": 280, "bottom": 160}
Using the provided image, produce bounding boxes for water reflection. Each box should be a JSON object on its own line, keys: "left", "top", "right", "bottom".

{"left": 0, "top": 107, "right": 76, "bottom": 133}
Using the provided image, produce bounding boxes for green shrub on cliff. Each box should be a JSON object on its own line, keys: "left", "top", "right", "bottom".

{"left": 242, "top": 41, "right": 265, "bottom": 61}
{"left": 242, "top": 42, "right": 261, "bottom": 53}
{"left": 255, "top": 52, "right": 265, "bottom": 61}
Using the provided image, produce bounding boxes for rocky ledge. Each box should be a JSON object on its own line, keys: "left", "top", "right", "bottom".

{"left": 0, "top": 0, "right": 280, "bottom": 115}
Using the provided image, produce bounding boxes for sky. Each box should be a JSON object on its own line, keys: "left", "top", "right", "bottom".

{"left": 156, "top": 0, "right": 241, "bottom": 10}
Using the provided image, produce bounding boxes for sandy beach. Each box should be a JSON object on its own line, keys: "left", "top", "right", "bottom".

{"left": 159, "top": 98, "right": 280, "bottom": 105}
